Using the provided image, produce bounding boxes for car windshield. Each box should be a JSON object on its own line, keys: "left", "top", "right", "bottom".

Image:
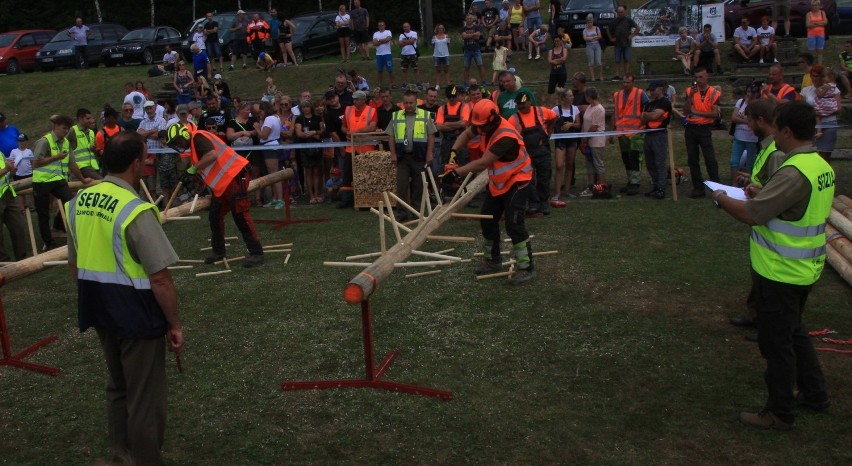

{"left": 47, "top": 31, "right": 74, "bottom": 44}
{"left": 292, "top": 17, "right": 315, "bottom": 35}
{"left": 566, "top": 0, "right": 613, "bottom": 9}
{"left": 122, "top": 29, "right": 155, "bottom": 41}
{"left": 0, "top": 34, "right": 16, "bottom": 47}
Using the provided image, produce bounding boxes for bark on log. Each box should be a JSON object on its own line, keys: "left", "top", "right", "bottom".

{"left": 832, "top": 198, "right": 852, "bottom": 222}
{"left": 826, "top": 224, "right": 852, "bottom": 265}
{"left": 826, "top": 242, "right": 852, "bottom": 287}
{"left": 828, "top": 208, "right": 852, "bottom": 241}
{"left": 839, "top": 195, "right": 852, "bottom": 210}
{"left": 0, "top": 169, "right": 294, "bottom": 283}
{"left": 343, "top": 171, "right": 489, "bottom": 303}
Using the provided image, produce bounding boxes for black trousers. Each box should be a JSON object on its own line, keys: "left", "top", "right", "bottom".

{"left": 480, "top": 181, "right": 532, "bottom": 266}
{"left": 753, "top": 270, "right": 828, "bottom": 424}
{"left": 529, "top": 148, "right": 552, "bottom": 211}
{"left": 34, "top": 180, "right": 73, "bottom": 249}
{"left": 684, "top": 124, "right": 719, "bottom": 186}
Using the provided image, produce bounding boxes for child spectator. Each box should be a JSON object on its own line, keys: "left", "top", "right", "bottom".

{"left": 492, "top": 39, "right": 511, "bottom": 85}
{"left": 256, "top": 51, "right": 276, "bottom": 72}
{"left": 326, "top": 167, "right": 343, "bottom": 202}
{"left": 527, "top": 24, "right": 549, "bottom": 60}
{"left": 263, "top": 76, "right": 277, "bottom": 102}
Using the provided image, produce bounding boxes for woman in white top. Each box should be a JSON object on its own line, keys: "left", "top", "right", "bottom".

{"left": 674, "top": 27, "right": 695, "bottom": 75}
{"left": 431, "top": 24, "right": 451, "bottom": 88}
{"left": 336, "top": 5, "right": 352, "bottom": 63}
{"left": 256, "top": 100, "right": 284, "bottom": 208}
{"left": 551, "top": 88, "right": 582, "bottom": 201}
{"left": 729, "top": 88, "right": 759, "bottom": 184}
{"left": 582, "top": 14, "right": 603, "bottom": 81}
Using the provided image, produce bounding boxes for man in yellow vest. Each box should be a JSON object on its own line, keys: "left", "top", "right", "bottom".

{"left": 164, "top": 123, "right": 264, "bottom": 267}
{"left": 0, "top": 151, "right": 26, "bottom": 261}
{"left": 386, "top": 90, "right": 436, "bottom": 221}
{"left": 66, "top": 131, "right": 183, "bottom": 464}
{"left": 711, "top": 101, "right": 834, "bottom": 430}
{"left": 32, "top": 114, "right": 93, "bottom": 250}
{"left": 610, "top": 74, "right": 648, "bottom": 195}
{"left": 67, "top": 108, "right": 103, "bottom": 180}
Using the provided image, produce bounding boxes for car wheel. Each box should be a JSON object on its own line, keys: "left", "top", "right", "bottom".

{"left": 294, "top": 48, "right": 304, "bottom": 65}
{"left": 6, "top": 59, "right": 20, "bottom": 75}
{"left": 142, "top": 48, "right": 154, "bottom": 65}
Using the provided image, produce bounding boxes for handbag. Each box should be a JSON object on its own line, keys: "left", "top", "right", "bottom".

{"left": 402, "top": 32, "right": 419, "bottom": 57}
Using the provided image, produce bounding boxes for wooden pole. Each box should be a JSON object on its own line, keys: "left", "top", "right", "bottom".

{"left": 263, "top": 243, "right": 293, "bottom": 249}
{"left": 406, "top": 270, "right": 442, "bottom": 278}
{"left": 383, "top": 192, "right": 403, "bottom": 243}
{"left": 369, "top": 207, "right": 413, "bottom": 234}
{"left": 189, "top": 194, "right": 199, "bottom": 213}
{"left": 195, "top": 270, "right": 233, "bottom": 277}
{"left": 139, "top": 180, "right": 155, "bottom": 204}
{"left": 828, "top": 208, "right": 852, "bottom": 240}
{"left": 426, "top": 235, "right": 475, "bottom": 242}
{"left": 284, "top": 253, "right": 291, "bottom": 264}
{"left": 826, "top": 224, "right": 852, "bottom": 264}
{"left": 449, "top": 172, "right": 473, "bottom": 206}
{"left": 832, "top": 198, "right": 852, "bottom": 222}
{"left": 378, "top": 200, "right": 387, "bottom": 253}
{"left": 826, "top": 242, "right": 852, "bottom": 286}
{"left": 451, "top": 213, "right": 492, "bottom": 219}
{"left": 667, "top": 129, "right": 678, "bottom": 201}
{"left": 163, "top": 181, "right": 183, "bottom": 214}
{"left": 421, "top": 171, "right": 433, "bottom": 216}
{"left": 426, "top": 168, "right": 443, "bottom": 206}
{"left": 387, "top": 191, "right": 421, "bottom": 219}
{"left": 411, "top": 250, "right": 462, "bottom": 261}
{"left": 24, "top": 208, "right": 37, "bottom": 257}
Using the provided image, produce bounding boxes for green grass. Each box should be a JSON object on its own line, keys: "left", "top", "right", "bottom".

{"left": 1, "top": 34, "right": 851, "bottom": 465}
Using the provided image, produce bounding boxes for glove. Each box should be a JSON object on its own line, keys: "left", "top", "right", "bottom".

{"left": 179, "top": 167, "right": 198, "bottom": 186}
{"left": 439, "top": 169, "right": 459, "bottom": 187}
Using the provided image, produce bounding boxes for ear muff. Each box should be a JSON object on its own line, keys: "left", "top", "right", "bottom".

{"left": 166, "top": 123, "right": 190, "bottom": 144}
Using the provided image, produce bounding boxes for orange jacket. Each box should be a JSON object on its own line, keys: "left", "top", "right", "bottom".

{"left": 189, "top": 130, "right": 248, "bottom": 197}
{"left": 343, "top": 105, "right": 378, "bottom": 154}
{"left": 485, "top": 119, "right": 533, "bottom": 196}
{"left": 685, "top": 86, "right": 721, "bottom": 125}
{"left": 613, "top": 87, "right": 644, "bottom": 135}
{"left": 247, "top": 20, "right": 270, "bottom": 43}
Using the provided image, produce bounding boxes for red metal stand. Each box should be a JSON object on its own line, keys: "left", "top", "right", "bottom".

{"left": 256, "top": 181, "right": 330, "bottom": 231}
{"left": 0, "top": 288, "right": 60, "bottom": 376}
{"left": 281, "top": 299, "right": 453, "bottom": 400}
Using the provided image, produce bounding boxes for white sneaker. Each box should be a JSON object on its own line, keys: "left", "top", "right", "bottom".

{"left": 773, "top": 58, "right": 779, "bottom": 63}
{"left": 759, "top": 58, "right": 764, "bottom": 64}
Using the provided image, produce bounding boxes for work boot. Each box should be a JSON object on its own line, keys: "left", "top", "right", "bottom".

{"left": 473, "top": 259, "right": 502, "bottom": 275}
{"left": 508, "top": 268, "right": 536, "bottom": 285}
{"left": 739, "top": 410, "right": 792, "bottom": 431}
{"left": 204, "top": 253, "right": 225, "bottom": 264}
{"left": 243, "top": 254, "right": 264, "bottom": 268}
{"left": 626, "top": 184, "right": 640, "bottom": 196}
{"left": 689, "top": 188, "right": 706, "bottom": 199}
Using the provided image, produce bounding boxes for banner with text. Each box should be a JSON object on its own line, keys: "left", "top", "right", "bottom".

{"left": 631, "top": 2, "right": 725, "bottom": 47}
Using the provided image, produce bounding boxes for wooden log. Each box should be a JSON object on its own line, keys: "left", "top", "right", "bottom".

{"left": 832, "top": 199, "right": 852, "bottom": 222}
{"left": 826, "top": 224, "right": 852, "bottom": 265}
{"left": 405, "top": 270, "right": 442, "bottom": 278}
{"left": 828, "top": 209, "right": 852, "bottom": 241}
{"left": 13, "top": 179, "right": 101, "bottom": 195}
{"left": 826, "top": 242, "right": 852, "bottom": 286}
{"left": 839, "top": 195, "right": 852, "bottom": 210}
{"left": 344, "top": 171, "right": 489, "bottom": 303}
{"left": 0, "top": 169, "right": 295, "bottom": 283}
{"left": 451, "top": 213, "right": 493, "bottom": 220}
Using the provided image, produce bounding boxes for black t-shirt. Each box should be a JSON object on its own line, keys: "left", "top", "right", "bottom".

{"left": 296, "top": 114, "right": 323, "bottom": 140}
{"left": 489, "top": 136, "right": 520, "bottom": 162}
{"left": 324, "top": 105, "right": 345, "bottom": 139}
{"left": 215, "top": 81, "right": 231, "bottom": 99}
{"left": 336, "top": 90, "right": 354, "bottom": 108}
{"left": 572, "top": 88, "right": 588, "bottom": 109}
{"left": 204, "top": 20, "right": 219, "bottom": 42}
{"left": 482, "top": 8, "right": 499, "bottom": 27}
{"left": 463, "top": 25, "right": 481, "bottom": 51}
{"left": 418, "top": 103, "right": 440, "bottom": 119}
{"left": 201, "top": 108, "right": 232, "bottom": 133}
{"left": 227, "top": 117, "right": 258, "bottom": 145}
{"left": 377, "top": 106, "right": 396, "bottom": 135}
{"left": 643, "top": 97, "right": 672, "bottom": 128}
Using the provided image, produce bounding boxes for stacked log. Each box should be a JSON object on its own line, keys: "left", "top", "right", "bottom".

{"left": 826, "top": 195, "right": 852, "bottom": 286}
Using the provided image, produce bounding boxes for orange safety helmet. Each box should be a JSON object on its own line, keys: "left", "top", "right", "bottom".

{"left": 470, "top": 99, "right": 499, "bottom": 126}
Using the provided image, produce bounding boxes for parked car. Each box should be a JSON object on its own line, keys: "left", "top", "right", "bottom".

{"left": 291, "top": 11, "right": 345, "bottom": 64}
{"left": 36, "top": 22, "right": 128, "bottom": 70}
{"left": 181, "top": 10, "right": 272, "bottom": 59}
{"left": 556, "top": 0, "right": 618, "bottom": 47}
{"left": 636, "top": 0, "right": 839, "bottom": 38}
{"left": 0, "top": 29, "right": 56, "bottom": 74}
{"left": 836, "top": 0, "right": 852, "bottom": 34}
{"left": 101, "top": 26, "right": 183, "bottom": 66}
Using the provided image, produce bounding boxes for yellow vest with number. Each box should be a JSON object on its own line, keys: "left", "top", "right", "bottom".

{"left": 750, "top": 152, "right": 834, "bottom": 285}
{"left": 72, "top": 125, "right": 99, "bottom": 170}
{"left": 33, "top": 132, "right": 69, "bottom": 183}
{"left": 66, "top": 181, "right": 166, "bottom": 338}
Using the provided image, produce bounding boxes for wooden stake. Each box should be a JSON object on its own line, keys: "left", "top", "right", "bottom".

{"left": 449, "top": 172, "right": 473, "bottom": 205}
{"left": 167, "top": 216, "right": 200, "bottom": 221}
{"left": 393, "top": 260, "right": 455, "bottom": 267}
{"left": 189, "top": 194, "right": 199, "bottom": 213}
{"left": 426, "top": 168, "right": 443, "bottom": 206}
{"left": 504, "top": 235, "right": 535, "bottom": 242}
{"left": 55, "top": 199, "right": 69, "bottom": 234}
{"left": 476, "top": 270, "right": 516, "bottom": 280}
{"left": 263, "top": 249, "right": 291, "bottom": 253}
{"left": 176, "top": 259, "right": 205, "bottom": 263}
{"left": 433, "top": 248, "right": 455, "bottom": 254}
{"left": 387, "top": 191, "right": 421, "bottom": 219}
{"left": 222, "top": 256, "right": 230, "bottom": 270}
{"left": 163, "top": 181, "right": 183, "bottom": 213}
{"left": 214, "top": 256, "right": 244, "bottom": 265}
{"left": 426, "top": 235, "right": 475, "bottom": 242}
{"left": 209, "top": 237, "right": 239, "bottom": 241}
{"left": 167, "top": 265, "right": 194, "bottom": 270}
{"left": 195, "top": 270, "right": 233, "bottom": 277}
{"left": 153, "top": 195, "right": 164, "bottom": 206}
{"left": 667, "top": 129, "right": 678, "bottom": 201}
{"left": 412, "top": 250, "right": 462, "bottom": 261}
{"left": 369, "top": 208, "right": 413, "bottom": 233}
{"left": 25, "top": 208, "right": 37, "bottom": 257}
{"left": 284, "top": 254, "right": 291, "bottom": 265}
{"left": 139, "top": 180, "right": 155, "bottom": 204}
{"left": 346, "top": 251, "right": 383, "bottom": 261}
{"left": 379, "top": 200, "right": 387, "bottom": 253}
{"left": 383, "top": 192, "right": 403, "bottom": 243}
{"left": 405, "top": 270, "right": 442, "bottom": 278}
{"left": 421, "top": 171, "right": 433, "bottom": 216}
{"left": 451, "top": 213, "right": 493, "bottom": 219}
{"left": 263, "top": 243, "right": 293, "bottom": 249}
{"left": 324, "top": 261, "right": 374, "bottom": 267}
{"left": 200, "top": 244, "right": 229, "bottom": 251}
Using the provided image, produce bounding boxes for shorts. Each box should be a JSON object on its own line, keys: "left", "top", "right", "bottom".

{"left": 433, "top": 56, "right": 449, "bottom": 66}
{"left": 376, "top": 54, "right": 393, "bottom": 72}
{"left": 614, "top": 45, "right": 632, "bottom": 63}
{"left": 206, "top": 39, "right": 222, "bottom": 59}
{"left": 301, "top": 148, "right": 322, "bottom": 168}
{"left": 280, "top": 36, "right": 291, "bottom": 45}
{"left": 525, "top": 16, "right": 542, "bottom": 32}
{"left": 401, "top": 54, "right": 419, "bottom": 69}
{"left": 464, "top": 49, "right": 483, "bottom": 68}
{"left": 772, "top": 0, "right": 791, "bottom": 21}
{"left": 586, "top": 42, "right": 602, "bottom": 66}
{"left": 354, "top": 29, "right": 370, "bottom": 44}
{"left": 510, "top": 23, "right": 521, "bottom": 31}
{"left": 554, "top": 136, "right": 578, "bottom": 150}
{"left": 586, "top": 146, "right": 606, "bottom": 174}
{"left": 231, "top": 39, "right": 250, "bottom": 57}
{"left": 815, "top": 117, "right": 837, "bottom": 153}
{"left": 337, "top": 27, "right": 352, "bottom": 38}
{"left": 548, "top": 72, "right": 567, "bottom": 94}
{"left": 807, "top": 35, "right": 825, "bottom": 51}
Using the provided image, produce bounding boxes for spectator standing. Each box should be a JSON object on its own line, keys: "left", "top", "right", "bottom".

{"left": 462, "top": 15, "right": 487, "bottom": 86}
{"left": 268, "top": 9, "right": 282, "bottom": 63}
{"left": 192, "top": 25, "right": 206, "bottom": 53}
{"left": 547, "top": 34, "right": 569, "bottom": 103}
{"left": 295, "top": 100, "right": 326, "bottom": 204}
{"left": 124, "top": 82, "right": 147, "bottom": 119}
{"left": 682, "top": 67, "right": 721, "bottom": 198}
{"left": 523, "top": 0, "right": 542, "bottom": 37}
{"left": 9, "top": 133, "right": 34, "bottom": 210}
{"left": 693, "top": 24, "right": 722, "bottom": 73}
{"left": 551, "top": 89, "right": 580, "bottom": 201}
{"left": 432, "top": 24, "right": 451, "bottom": 89}
{"left": 733, "top": 18, "right": 760, "bottom": 63}
{"left": 527, "top": 24, "right": 549, "bottom": 61}
{"left": 0, "top": 142, "right": 26, "bottom": 261}
{"left": 674, "top": 27, "right": 695, "bottom": 75}
{"left": 610, "top": 74, "right": 648, "bottom": 195}
{"left": 386, "top": 90, "right": 436, "bottom": 220}
{"left": 229, "top": 10, "right": 250, "bottom": 71}
{"left": 549, "top": 0, "right": 562, "bottom": 31}
{"left": 729, "top": 87, "right": 760, "bottom": 184}
{"left": 762, "top": 64, "right": 798, "bottom": 102}
{"left": 640, "top": 80, "right": 672, "bottom": 200}
{"left": 255, "top": 101, "right": 284, "bottom": 208}
{"left": 247, "top": 14, "right": 271, "bottom": 58}
{"left": 801, "top": 65, "right": 841, "bottom": 161}
{"left": 190, "top": 43, "right": 211, "bottom": 81}
{"left": 203, "top": 12, "right": 223, "bottom": 72}
{"left": 373, "top": 21, "right": 395, "bottom": 89}
{"left": 756, "top": 16, "right": 778, "bottom": 64}
{"left": 806, "top": 0, "right": 828, "bottom": 64}
{"left": 607, "top": 6, "right": 638, "bottom": 80}
{"left": 578, "top": 87, "right": 606, "bottom": 196}
{"left": 492, "top": 38, "right": 511, "bottom": 85}
{"left": 173, "top": 61, "right": 195, "bottom": 105}
{"left": 278, "top": 13, "right": 299, "bottom": 66}
{"left": 772, "top": 0, "right": 792, "bottom": 37}
{"left": 67, "top": 17, "right": 91, "bottom": 69}
{"left": 500, "top": 0, "right": 512, "bottom": 23}
{"left": 336, "top": 4, "right": 353, "bottom": 63}
{"left": 839, "top": 39, "right": 852, "bottom": 97}
{"left": 399, "top": 22, "right": 422, "bottom": 88}
{"left": 509, "top": 0, "right": 525, "bottom": 51}
{"left": 583, "top": 14, "right": 603, "bottom": 81}
{"left": 351, "top": 0, "right": 371, "bottom": 60}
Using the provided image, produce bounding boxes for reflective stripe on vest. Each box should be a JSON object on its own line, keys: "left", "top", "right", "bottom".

{"left": 0, "top": 157, "right": 16, "bottom": 198}
{"left": 751, "top": 139, "right": 777, "bottom": 188}
{"left": 486, "top": 122, "right": 533, "bottom": 195}
{"left": 72, "top": 125, "right": 98, "bottom": 170}
{"left": 33, "top": 132, "right": 69, "bottom": 183}
{"left": 189, "top": 130, "right": 248, "bottom": 197}
{"left": 613, "top": 87, "right": 644, "bottom": 134}
{"left": 749, "top": 152, "right": 835, "bottom": 285}
{"left": 391, "top": 108, "right": 429, "bottom": 142}
{"left": 685, "top": 86, "right": 720, "bottom": 125}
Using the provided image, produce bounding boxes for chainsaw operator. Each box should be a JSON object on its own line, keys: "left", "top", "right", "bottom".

{"left": 441, "top": 99, "right": 536, "bottom": 285}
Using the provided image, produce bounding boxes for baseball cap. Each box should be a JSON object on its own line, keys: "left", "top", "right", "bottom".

{"left": 237, "top": 9, "right": 246, "bottom": 14}
{"left": 324, "top": 90, "right": 336, "bottom": 100}
{"left": 514, "top": 91, "right": 531, "bottom": 105}
{"left": 507, "top": 67, "right": 516, "bottom": 74}
{"left": 143, "top": 100, "right": 155, "bottom": 108}
{"left": 213, "top": 73, "right": 222, "bottom": 80}
{"left": 352, "top": 90, "right": 367, "bottom": 99}
{"left": 647, "top": 80, "right": 667, "bottom": 91}
{"left": 445, "top": 84, "right": 459, "bottom": 98}
{"left": 177, "top": 104, "right": 189, "bottom": 114}
{"left": 17, "top": 133, "right": 27, "bottom": 141}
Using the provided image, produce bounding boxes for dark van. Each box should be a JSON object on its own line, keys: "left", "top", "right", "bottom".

{"left": 36, "top": 22, "right": 129, "bottom": 70}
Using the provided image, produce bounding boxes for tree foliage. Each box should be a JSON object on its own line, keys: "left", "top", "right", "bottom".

{"left": 0, "top": 0, "right": 468, "bottom": 34}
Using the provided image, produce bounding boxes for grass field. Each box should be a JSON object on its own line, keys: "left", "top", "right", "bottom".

{"left": 1, "top": 32, "right": 851, "bottom": 465}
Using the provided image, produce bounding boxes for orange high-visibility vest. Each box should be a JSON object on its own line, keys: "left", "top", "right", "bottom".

{"left": 247, "top": 20, "right": 270, "bottom": 43}
{"left": 344, "top": 105, "right": 377, "bottom": 154}
{"left": 188, "top": 130, "right": 248, "bottom": 197}
{"left": 613, "top": 87, "right": 644, "bottom": 136}
{"left": 485, "top": 119, "right": 533, "bottom": 196}
{"left": 765, "top": 83, "right": 798, "bottom": 101}
{"left": 647, "top": 110, "right": 670, "bottom": 129}
{"left": 686, "top": 86, "right": 721, "bottom": 125}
